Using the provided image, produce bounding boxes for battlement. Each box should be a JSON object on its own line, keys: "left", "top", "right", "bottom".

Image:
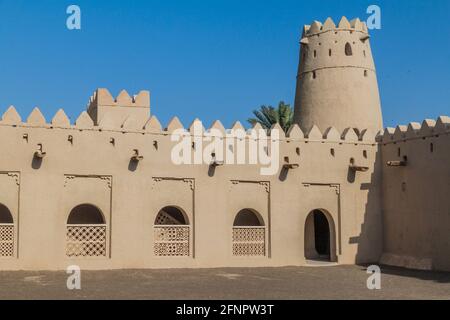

{"left": 87, "top": 88, "right": 150, "bottom": 110}
{"left": 4, "top": 91, "right": 447, "bottom": 147}
{"left": 379, "top": 116, "right": 450, "bottom": 144}
{"left": 86, "top": 88, "right": 150, "bottom": 126}
{"left": 298, "top": 16, "right": 375, "bottom": 75}
{"left": 0, "top": 101, "right": 379, "bottom": 145}
{"left": 303, "top": 17, "right": 368, "bottom": 37}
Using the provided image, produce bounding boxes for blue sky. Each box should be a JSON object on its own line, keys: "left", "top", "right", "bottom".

{"left": 0, "top": 0, "right": 448, "bottom": 129}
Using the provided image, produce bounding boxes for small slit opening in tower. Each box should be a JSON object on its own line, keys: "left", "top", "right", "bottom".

{"left": 345, "top": 43, "right": 353, "bottom": 56}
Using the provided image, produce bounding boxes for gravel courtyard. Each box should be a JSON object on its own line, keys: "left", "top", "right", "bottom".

{"left": 0, "top": 265, "right": 449, "bottom": 300}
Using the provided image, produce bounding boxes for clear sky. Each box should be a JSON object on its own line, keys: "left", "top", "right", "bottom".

{"left": 0, "top": 0, "right": 448, "bottom": 129}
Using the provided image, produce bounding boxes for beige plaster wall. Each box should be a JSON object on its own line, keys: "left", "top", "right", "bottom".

{"left": 0, "top": 104, "right": 382, "bottom": 270}
{"left": 380, "top": 118, "right": 450, "bottom": 271}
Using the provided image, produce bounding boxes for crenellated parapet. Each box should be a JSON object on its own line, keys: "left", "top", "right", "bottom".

{"left": 0, "top": 103, "right": 379, "bottom": 145}
{"left": 379, "top": 116, "right": 450, "bottom": 144}
{"left": 303, "top": 16, "right": 368, "bottom": 36}
{"left": 86, "top": 88, "right": 150, "bottom": 126}
{"left": 299, "top": 17, "right": 373, "bottom": 74}
{"left": 86, "top": 88, "right": 150, "bottom": 110}
{"left": 6, "top": 90, "right": 447, "bottom": 147}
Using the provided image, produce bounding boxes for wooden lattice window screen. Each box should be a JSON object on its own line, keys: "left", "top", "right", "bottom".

{"left": 66, "top": 225, "right": 107, "bottom": 257}
{"left": 232, "top": 227, "right": 265, "bottom": 256}
{"left": 154, "top": 226, "right": 189, "bottom": 257}
{"left": 0, "top": 224, "right": 14, "bottom": 257}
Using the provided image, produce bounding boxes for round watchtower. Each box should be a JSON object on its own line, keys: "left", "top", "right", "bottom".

{"left": 293, "top": 17, "right": 383, "bottom": 134}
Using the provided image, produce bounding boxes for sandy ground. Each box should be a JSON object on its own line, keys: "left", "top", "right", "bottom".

{"left": 0, "top": 265, "right": 449, "bottom": 300}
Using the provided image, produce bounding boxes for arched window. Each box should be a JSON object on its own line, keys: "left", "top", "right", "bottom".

{"left": 345, "top": 43, "right": 353, "bottom": 56}
{"left": 233, "top": 209, "right": 264, "bottom": 227}
{"left": 155, "top": 206, "right": 188, "bottom": 225}
{"left": 66, "top": 204, "right": 107, "bottom": 257}
{"left": 154, "top": 206, "right": 190, "bottom": 257}
{"left": 67, "top": 204, "right": 105, "bottom": 225}
{"left": 0, "top": 204, "right": 13, "bottom": 224}
{"left": 232, "top": 209, "right": 265, "bottom": 256}
{"left": 0, "top": 204, "right": 14, "bottom": 257}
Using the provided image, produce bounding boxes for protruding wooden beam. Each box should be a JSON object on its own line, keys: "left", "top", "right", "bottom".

{"left": 283, "top": 157, "right": 300, "bottom": 170}
{"left": 350, "top": 165, "right": 369, "bottom": 172}
{"left": 360, "top": 34, "right": 370, "bottom": 42}
{"left": 131, "top": 149, "right": 144, "bottom": 162}
{"left": 349, "top": 158, "right": 369, "bottom": 172}
{"left": 34, "top": 144, "right": 46, "bottom": 158}
{"left": 387, "top": 160, "right": 407, "bottom": 167}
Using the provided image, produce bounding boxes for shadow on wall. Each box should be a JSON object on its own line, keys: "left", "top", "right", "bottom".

{"left": 374, "top": 130, "right": 450, "bottom": 274}
{"left": 128, "top": 159, "right": 139, "bottom": 172}
{"left": 31, "top": 155, "right": 43, "bottom": 170}
{"left": 354, "top": 145, "right": 383, "bottom": 266}
{"left": 208, "top": 165, "right": 216, "bottom": 177}
{"left": 347, "top": 167, "right": 356, "bottom": 183}
{"left": 352, "top": 143, "right": 450, "bottom": 282}
{"left": 278, "top": 167, "right": 289, "bottom": 182}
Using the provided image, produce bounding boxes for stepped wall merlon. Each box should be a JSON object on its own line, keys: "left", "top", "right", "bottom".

{"left": 86, "top": 88, "right": 150, "bottom": 125}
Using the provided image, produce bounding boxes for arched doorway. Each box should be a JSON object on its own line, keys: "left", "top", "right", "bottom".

{"left": 232, "top": 209, "right": 265, "bottom": 256}
{"left": 0, "top": 203, "right": 14, "bottom": 257}
{"left": 154, "top": 206, "right": 190, "bottom": 257}
{"left": 304, "top": 209, "right": 336, "bottom": 262}
{"left": 66, "top": 204, "right": 107, "bottom": 257}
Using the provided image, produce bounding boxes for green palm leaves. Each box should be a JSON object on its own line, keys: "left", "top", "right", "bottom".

{"left": 247, "top": 102, "right": 293, "bottom": 133}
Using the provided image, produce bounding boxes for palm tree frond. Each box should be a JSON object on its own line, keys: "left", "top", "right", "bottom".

{"left": 247, "top": 101, "right": 293, "bottom": 133}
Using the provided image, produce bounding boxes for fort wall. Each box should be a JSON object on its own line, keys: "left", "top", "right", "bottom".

{"left": 380, "top": 117, "right": 450, "bottom": 271}
{"left": 0, "top": 93, "right": 382, "bottom": 270}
